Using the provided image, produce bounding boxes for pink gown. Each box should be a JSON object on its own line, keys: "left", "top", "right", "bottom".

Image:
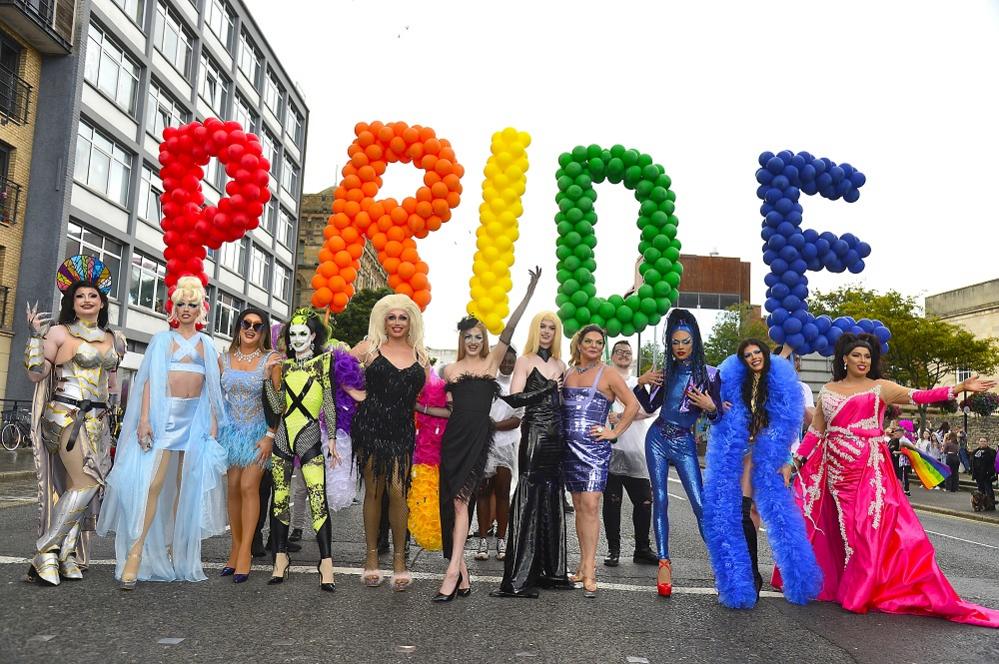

{"left": 775, "top": 380, "right": 999, "bottom": 628}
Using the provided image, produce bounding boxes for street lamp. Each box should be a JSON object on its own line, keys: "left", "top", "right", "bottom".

{"left": 963, "top": 405, "right": 970, "bottom": 438}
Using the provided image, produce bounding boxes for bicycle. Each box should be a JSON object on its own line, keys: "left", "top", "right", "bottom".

{"left": 1, "top": 408, "right": 31, "bottom": 451}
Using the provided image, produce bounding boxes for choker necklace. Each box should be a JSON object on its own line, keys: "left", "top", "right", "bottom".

{"left": 68, "top": 319, "right": 106, "bottom": 343}
{"left": 573, "top": 362, "right": 599, "bottom": 374}
{"left": 537, "top": 347, "right": 552, "bottom": 362}
{"left": 234, "top": 347, "right": 262, "bottom": 363}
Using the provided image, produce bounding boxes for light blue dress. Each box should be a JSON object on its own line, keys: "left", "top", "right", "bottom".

{"left": 219, "top": 352, "right": 273, "bottom": 468}
{"left": 97, "top": 331, "right": 227, "bottom": 582}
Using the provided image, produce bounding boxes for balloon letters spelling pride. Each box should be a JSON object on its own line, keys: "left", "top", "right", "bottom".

{"left": 159, "top": 118, "right": 271, "bottom": 314}
{"left": 467, "top": 128, "right": 531, "bottom": 334}
{"left": 757, "top": 150, "right": 891, "bottom": 356}
{"left": 554, "top": 145, "right": 683, "bottom": 337}
{"left": 311, "top": 122, "right": 464, "bottom": 312}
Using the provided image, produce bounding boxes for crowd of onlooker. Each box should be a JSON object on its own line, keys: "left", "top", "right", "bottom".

{"left": 886, "top": 421, "right": 997, "bottom": 511}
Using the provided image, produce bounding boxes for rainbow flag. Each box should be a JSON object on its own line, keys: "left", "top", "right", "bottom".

{"left": 901, "top": 447, "right": 950, "bottom": 489}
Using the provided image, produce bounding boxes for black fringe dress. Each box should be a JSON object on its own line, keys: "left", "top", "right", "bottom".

{"left": 439, "top": 374, "right": 499, "bottom": 559}
{"left": 352, "top": 354, "right": 425, "bottom": 488}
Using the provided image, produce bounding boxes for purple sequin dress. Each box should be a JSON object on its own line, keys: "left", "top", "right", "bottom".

{"left": 561, "top": 365, "right": 613, "bottom": 492}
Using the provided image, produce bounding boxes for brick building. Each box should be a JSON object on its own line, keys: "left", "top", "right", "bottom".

{"left": 294, "top": 185, "right": 387, "bottom": 309}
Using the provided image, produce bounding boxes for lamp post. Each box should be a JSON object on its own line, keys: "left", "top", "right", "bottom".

{"left": 963, "top": 405, "right": 970, "bottom": 439}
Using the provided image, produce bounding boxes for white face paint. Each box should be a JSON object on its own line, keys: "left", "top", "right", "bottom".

{"left": 288, "top": 323, "right": 314, "bottom": 357}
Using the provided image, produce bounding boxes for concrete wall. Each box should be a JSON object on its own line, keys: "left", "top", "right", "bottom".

{"left": 926, "top": 279, "right": 999, "bottom": 319}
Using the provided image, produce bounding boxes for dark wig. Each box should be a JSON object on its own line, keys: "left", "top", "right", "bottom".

{"left": 282, "top": 313, "right": 328, "bottom": 359}
{"left": 229, "top": 306, "right": 273, "bottom": 354}
{"left": 738, "top": 338, "right": 771, "bottom": 438}
{"left": 663, "top": 309, "right": 709, "bottom": 389}
{"left": 832, "top": 332, "right": 882, "bottom": 381}
{"left": 58, "top": 281, "right": 110, "bottom": 329}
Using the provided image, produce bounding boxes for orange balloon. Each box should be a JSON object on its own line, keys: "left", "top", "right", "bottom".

{"left": 446, "top": 192, "right": 461, "bottom": 208}
{"left": 354, "top": 122, "right": 370, "bottom": 135}
{"left": 396, "top": 282, "right": 414, "bottom": 297}
{"left": 401, "top": 246, "right": 419, "bottom": 263}
{"left": 376, "top": 215, "right": 393, "bottom": 232}
{"left": 347, "top": 243, "right": 363, "bottom": 260}
{"left": 410, "top": 273, "right": 429, "bottom": 291}
{"left": 341, "top": 266, "right": 357, "bottom": 283}
{"left": 424, "top": 171, "right": 442, "bottom": 187}
{"left": 326, "top": 236, "right": 346, "bottom": 253}
{"left": 361, "top": 181, "right": 379, "bottom": 197}
{"left": 418, "top": 126, "right": 435, "bottom": 141}
{"left": 415, "top": 201, "right": 433, "bottom": 219}
{"left": 402, "top": 127, "right": 419, "bottom": 144}
{"left": 353, "top": 211, "right": 371, "bottom": 230}
{"left": 350, "top": 152, "right": 368, "bottom": 168}
{"left": 384, "top": 257, "right": 401, "bottom": 273}
{"left": 420, "top": 155, "right": 437, "bottom": 171}
{"left": 371, "top": 232, "right": 388, "bottom": 250}
{"left": 430, "top": 182, "right": 449, "bottom": 199}
{"left": 318, "top": 249, "right": 333, "bottom": 263}
{"left": 385, "top": 241, "right": 403, "bottom": 258}
{"left": 343, "top": 201, "right": 360, "bottom": 217}
{"left": 332, "top": 199, "right": 346, "bottom": 213}
{"left": 387, "top": 225, "right": 406, "bottom": 242}
{"left": 431, "top": 199, "right": 450, "bottom": 217}
{"left": 332, "top": 292, "right": 349, "bottom": 309}
{"left": 412, "top": 289, "right": 431, "bottom": 308}
{"left": 340, "top": 226, "right": 359, "bottom": 243}
{"left": 364, "top": 143, "right": 383, "bottom": 161}
{"left": 313, "top": 287, "right": 333, "bottom": 307}
{"left": 343, "top": 174, "right": 361, "bottom": 190}
{"left": 426, "top": 216, "right": 442, "bottom": 231}
{"left": 346, "top": 188, "right": 364, "bottom": 203}
{"left": 407, "top": 143, "right": 424, "bottom": 160}
{"left": 311, "top": 274, "right": 327, "bottom": 289}
{"left": 443, "top": 174, "right": 461, "bottom": 192}
{"left": 328, "top": 275, "right": 346, "bottom": 292}
{"left": 318, "top": 262, "right": 336, "bottom": 278}
{"left": 387, "top": 274, "right": 402, "bottom": 288}
{"left": 389, "top": 136, "right": 406, "bottom": 154}
{"left": 358, "top": 165, "right": 376, "bottom": 182}
{"left": 424, "top": 138, "right": 441, "bottom": 155}
{"left": 397, "top": 261, "right": 416, "bottom": 280}
{"left": 377, "top": 126, "right": 394, "bottom": 142}
{"left": 334, "top": 251, "right": 352, "bottom": 268}
{"left": 415, "top": 261, "right": 430, "bottom": 274}
{"left": 356, "top": 131, "right": 374, "bottom": 147}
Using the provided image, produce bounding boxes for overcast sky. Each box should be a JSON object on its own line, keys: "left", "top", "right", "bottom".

{"left": 245, "top": 0, "right": 999, "bottom": 355}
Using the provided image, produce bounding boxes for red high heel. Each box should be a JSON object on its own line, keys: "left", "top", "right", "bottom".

{"left": 657, "top": 559, "right": 672, "bottom": 597}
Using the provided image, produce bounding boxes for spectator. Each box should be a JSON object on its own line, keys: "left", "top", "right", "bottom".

{"left": 943, "top": 433, "right": 961, "bottom": 492}
{"left": 956, "top": 427, "right": 971, "bottom": 474}
{"left": 887, "top": 424, "right": 913, "bottom": 496}
{"left": 970, "top": 437, "right": 997, "bottom": 510}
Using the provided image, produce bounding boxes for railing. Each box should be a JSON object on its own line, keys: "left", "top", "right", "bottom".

{"left": 0, "top": 177, "right": 21, "bottom": 225}
{"left": 0, "top": 65, "right": 31, "bottom": 125}
{"left": 0, "top": 0, "right": 75, "bottom": 52}
{"left": 0, "top": 285, "right": 9, "bottom": 332}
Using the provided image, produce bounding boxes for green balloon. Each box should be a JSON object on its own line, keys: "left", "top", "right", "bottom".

{"left": 556, "top": 245, "right": 572, "bottom": 261}
{"left": 650, "top": 211, "right": 669, "bottom": 227}
{"left": 647, "top": 313, "right": 662, "bottom": 327}
{"left": 640, "top": 297, "right": 658, "bottom": 315}
{"left": 573, "top": 243, "right": 592, "bottom": 259}
{"left": 624, "top": 165, "right": 642, "bottom": 187}
{"left": 563, "top": 256, "right": 581, "bottom": 271}
{"left": 617, "top": 305, "right": 633, "bottom": 322}
{"left": 575, "top": 173, "right": 593, "bottom": 188}
{"left": 558, "top": 197, "right": 574, "bottom": 213}
{"left": 639, "top": 199, "right": 657, "bottom": 217}
{"left": 555, "top": 293, "right": 569, "bottom": 306}
{"left": 605, "top": 318, "right": 622, "bottom": 337}
{"left": 564, "top": 319, "right": 580, "bottom": 336}
{"left": 624, "top": 294, "right": 641, "bottom": 311}
{"left": 586, "top": 144, "right": 603, "bottom": 159}
{"left": 655, "top": 257, "right": 672, "bottom": 273}
{"left": 644, "top": 268, "right": 662, "bottom": 284}
{"left": 582, "top": 283, "right": 596, "bottom": 297}
{"left": 587, "top": 159, "right": 604, "bottom": 180}
{"left": 622, "top": 150, "right": 639, "bottom": 167}
{"left": 556, "top": 269, "right": 572, "bottom": 283}
{"left": 637, "top": 284, "right": 654, "bottom": 299}
{"left": 637, "top": 153, "right": 653, "bottom": 168}
{"left": 656, "top": 174, "right": 672, "bottom": 189}
{"left": 571, "top": 145, "right": 587, "bottom": 161}
{"left": 565, "top": 231, "right": 582, "bottom": 246}
{"left": 563, "top": 278, "right": 580, "bottom": 293}
{"left": 583, "top": 210, "right": 597, "bottom": 223}
{"left": 632, "top": 311, "right": 649, "bottom": 330}
{"left": 575, "top": 306, "right": 591, "bottom": 324}
{"left": 665, "top": 271, "right": 681, "bottom": 287}
{"left": 661, "top": 200, "right": 675, "bottom": 215}
{"left": 610, "top": 144, "right": 626, "bottom": 158}
{"left": 674, "top": 262, "right": 684, "bottom": 275}
{"left": 559, "top": 302, "right": 576, "bottom": 320}
{"left": 666, "top": 189, "right": 676, "bottom": 202}
{"left": 608, "top": 294, "right": 624, "bottom": 307}
{"left": 557, "top": 175, "right": 573, "bottom": 191}
{"left": 556, "top": 220, "right": 573, "bottom": 236}
{"left": 653, "top": 280, "right": 671, "bottom": 297}
{"left": 558, "top": 153, "right": 572, "bottom": 168}
{"left": 663, "top": 224, "right": 678, "bottom": 239}
{"left": 582, "top": 258, "right": 596, "bottom": 271}
{"left": 643, "top": 247, "right": 662, "bottom": 263}
{"left": 582, "top": 235, "right": 597, "bottom": 249}
{"left": 574, "top": 268, "right": 594, "bottom": 284}
{"left": 640, "top": 225, "right": 658, "bottom": 241}
{"left": 650, "top": 186, "right": 668, "bottom": 203}
{"left": 656, "top": 297, "right": 671, "bottom": 311}
{"left": 606, "top": 157, "right": 625, "bottom": 178}
{"left": 566, "top": 207, "right": 583, "bottom": 223}
{"left": 566, "top": 184, "right": 583, "bottom": 200}
{"left": 638, "top": 241, "right": 651, "bottom": 253}
{"left": 642, "top": 164, "right": 660, "bottom": 181}
{"left": 576, "top": 197, "right": 593, "bottom": 212}
{"left": 565, "top": 161, "right": 583, "bottom": 177}
{"left": 598, "top": 301, "right": 616, "bottom": 319}
{"left": 638, "top": 263, "right": 650, "bottom": 276}
{"left": 635, "top": 180, "right": 654, "bottom": 198}
{"left": 664, "top": 247, "right": 680, "bottom": 261}
{"left": 590, "top": 314, "right": 605, "bottom": 328}
{"left": 652, "top": 235, "right": 670, "bottom": 251}
{"left": 621, "top": 322, "right": 636, "bottom": 337}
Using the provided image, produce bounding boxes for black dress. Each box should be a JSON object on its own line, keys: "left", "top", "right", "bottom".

{"left": 491, "top": 368, "right": 573, "bottom": 597}
{"left": 352, "top": 354, "right": 426, "bottom": 487}
{"left": 439, "top": 375, "right": 499, "bottom": 559}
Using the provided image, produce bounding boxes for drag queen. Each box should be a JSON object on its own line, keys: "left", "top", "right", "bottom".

{"left": 98, "top": 276, "right": 227, "bottom": 588}
{"left": 491, "top": 311, "right": 574, "bottom": 599}
{"left": 24, "top": 256, "right": 124, "bottom": 586}
{"left": 352, "top": 295, "right": 430, "bottom": 591}
{"left": 562, "top": 325, "right": 639, "bottom": 597}
{"left": 633, "top": 309, "right": 721, "bottom": 596}
{"left": 434, "top": 267, "right": 541, "bottom": 602}
{"left": 786, "top": 333, "right": 999, "bottom": 627}
{"left": 704, "top": 340, "right": 820, "bottom": 609}
{"left": 219, "top": 307, "right": 277, "bottom": 583}
{"left": 264, "top": 309, "right": 365, "bottom": 592}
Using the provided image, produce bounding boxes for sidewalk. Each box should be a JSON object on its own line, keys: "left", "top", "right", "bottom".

{"left": 0, "top": 449, "right": 34, "bottom": 479}
{"left": 906, "top": 482, "right": 999, "bottom": 525}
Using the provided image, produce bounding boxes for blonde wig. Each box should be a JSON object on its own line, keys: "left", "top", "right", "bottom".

{"left": 569, "top": 324, "right": 607, "bottom": 367}
{"left": 456, "top": 318, "right": 490, "bottom": 361}
{"left": 523, "top": 311, "right": 563, "bottom": 361}
{"left": 168, "top": 275, "right": 208, "bottom": 327}
{"left": 366, "top": 294, "right": 429, "bottom": 366}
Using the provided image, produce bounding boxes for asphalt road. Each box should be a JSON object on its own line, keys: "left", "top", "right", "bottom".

{"left": 0, "top": 475, "right": 997, "bottom": 664}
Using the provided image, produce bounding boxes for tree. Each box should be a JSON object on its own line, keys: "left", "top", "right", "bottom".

{"left": 703, "top": 303, "right": 771, "bottom": 366}
{"left": 811, "top": 285, "right": 999, "bottom": 428}
{"left": 329, "top": 287, "right": 393, "bottom": 347}
{"left": 639, "top": 340, "right": 659, "bottom": 374}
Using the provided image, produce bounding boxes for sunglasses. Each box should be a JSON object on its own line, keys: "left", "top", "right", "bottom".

{"left": 241, "top": 320, "right": 264, "bottom": 332}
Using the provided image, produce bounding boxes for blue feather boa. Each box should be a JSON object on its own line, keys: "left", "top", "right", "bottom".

{"left": 704, "top": 354, "right": 822, "bottom": 608}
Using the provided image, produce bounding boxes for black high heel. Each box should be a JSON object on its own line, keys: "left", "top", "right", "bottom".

{"left": 220, "top": 566, "right": 235, "bottom": 577}
{"left": 233, "top": 573, "right": 250, "bottom": 584}
{"left": 458, "top": 571, "right": 471, "bottom": 597}
{"left": 268, "top": 553, "right": 291, "bottom": 585}
{"left": 318, "top": 561, "right": 336, "bottom": 593}
{"left": 432, "top": 571, "right": 462, "bottom": 603}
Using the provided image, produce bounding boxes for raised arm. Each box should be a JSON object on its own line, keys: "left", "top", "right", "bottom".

{"left": 879, "top": 376, "right": 996, "bottom": 406}
{"left": 24, "top": 304, "right": 61, "bottom": 382}
{"left": 488, "top": 266, "right": 541, "bottom": 363}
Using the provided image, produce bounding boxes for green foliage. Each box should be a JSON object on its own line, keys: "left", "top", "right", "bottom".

{"left": 329, "top": 287, "right": 394, "bottom": 347}
{"left": 639, "top": 340, "right": 659, "bottom": 374}
{"left": 703, "top": 303, "right": 771, "bottom": 366}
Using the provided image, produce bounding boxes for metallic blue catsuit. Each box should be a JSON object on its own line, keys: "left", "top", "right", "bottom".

{"left": 634, "top": 362, "right": 721, "bottom": 560}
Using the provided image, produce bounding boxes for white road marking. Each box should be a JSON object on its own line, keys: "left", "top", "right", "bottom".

{"left": 924, "top": 530, "right": 998, "bottom": 550}
{"left": 667, "top": 492, "right": 688, "bottom": 502}
{"left": 0, "top": 556, "right": 784, "bottom": 598}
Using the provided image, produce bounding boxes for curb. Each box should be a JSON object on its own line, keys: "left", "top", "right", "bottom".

{"left": 910, "top": 502, "right": 999, "bottom": 526}
{"left": 0, "top": 470, "right": 35, "bottom": 481}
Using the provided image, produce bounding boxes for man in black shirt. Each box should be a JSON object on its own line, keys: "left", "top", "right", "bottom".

{"left": 970, "top": 437, "right": 997, "bottom": 510}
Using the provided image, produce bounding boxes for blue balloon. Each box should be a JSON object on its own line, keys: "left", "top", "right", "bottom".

{"left": 759, "top": 151, "right": 775, "bottom": 167}
{"left": 880, "top": 343, "right": 889, "bottom": 354}
{"left": 803, "top": 228, "right": 818, "bottom": 242}
{"left": 771, "top": 307, "right": 790, "bottom": 324}
{"left": 767, "top": 234, "right": 785, "bottom": 249}
{"left": 777, "top": 150, "right": 794, "bottom": 161}
{"left": 850, "top": 325, "right": 864, "bottom": 335}
{"left": 782, "top": 165, "right": 799, "bottom": 180}
{"left": 779, "top": 245, "right": 799, "bottom": 262}
{"left": 817, "top": 172, "right": 833, "bottom": 188}
{"left": 815, "top": 315, "right": 832, "bottom": 332}
{"left": 802, "top": 323, "right": 819, "bottom": 341}
{"left": 756, "top": 168, "right": 773, "bottom": 185}
{"left": 815, "top": 238, "right": 830, "bottom": 254}
{"left": 777, "top": 221, "right": 796, "bottom": 236}
{"left": 802, "top": 243, "right": 818, "bottom": 259}
{"left": 764, "top": 272, "right": 780, "bottom": 287}
{"left": 828, "top": 326, "right": 844, "bottom": 342}
{"left": 857, "top": 242, "right": 871, "bottom": 258}
{"left": 761, "top": 227, "right": 775, "bottom": 241}
{"left": 775, "top": 197, "right": 794, "bottom": 214}
{"left": 801, "top": 181, "right": 818, "bottom": 196}
{"left": 771, "top": 258, "right": 789, "bottom": 274}
{"left": 765, "top": 211, "right": 784, "bottom": 227}
{"left": 785, "top": 210, "right": 802, "bottom": 224}
{"left": 858, "top": 318, "right": 875, "bottom": 332}
{"left": 766, "top": 156, "right": 785, "bottom": 174}
{"left": 783, "top": 317, "right": 803, "bottom": 334}
{"left": 762, "top": 250, "right": 777, "bottom": 265}
{"left": 792, "top": 308, "right": 810, "bottom": 323}
{"left": 790, "top": 154, "right": 806, "bottom": 168}
{"left": 833, "top": 239, "right": 849, "bottom": 256}
{"left": 769, "top": 325, "right": 786, "bottom": 344}
{"left": 771, "top": 175, "right": 790, "bottom": 190}
{"left": 847, "top": 259, "right": 865, "bottom": 274}
{"left": 829, "top": 166, "right": 845, "bottom": 183}
{"left": 844, "top": 189, "right": 860, "bottom": 203}
{"left": 844, "top": 249, "right": 860, "bottom": 266}
{"left": 764, "top": 298, "right": 781, "bottom": 313}
{"left": 850, "top": 172, "right": 866, "bottom": 187}
{"left": 800, "top": 164, "right": 816, "bottom": 181}
{"left": 813, "top": 336, "right": 829, "bottom": 353}
{"left": 782, "top": 295, "right": 802, "bottom": 311}
{"left": 791, "top": 283, "right": 809, "bottom": 299}
{"left": 874, "top": 326, "right": 891, "bottom": 342}
{"left": 781, "top": 270, "right": 800, "bottom": 287}
{"left": 833, "top": 318, "right": 852, "bottom": 331}
{"left": 765, "top": 188, "right": 783, "bottom": 204}
{"left": 789, "top": 259, "right": 808, "bottom": 274}
{"left": 770, "top": 283, "right": 790, "bottom": 299}
{"left": 788, "top": 233, "right": 806, "bottom": 249}
{"left": 787, "top": 333, "right": 805, "bottom": 349}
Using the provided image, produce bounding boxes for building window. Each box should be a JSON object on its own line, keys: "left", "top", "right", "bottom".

{"left": 219, "top": 237, "right": 246, "bottom": 275}
{"left": 260, "top": 197, "right": 276, "bottom": 235}
{"left": 153, "top": 1, "right": 193, "bottom": 79}
{"left": 237, "top": 31, "right": 261, "bottom": 84}
{"left": 199, "top": 51, "right": 229, "bottom": 116}
{"left": 205, "top": 157, "right": 225, "bottom": 192}
{"left": 280, "top": 155, "right": 298, "bottom": 196}
{"left": 284, "top": 104, "right": 302, "bottom": 146}
{"left": 205, "top": 0, "right": 235, "bottom": 50}
{"left": 273, "top": 262, "right": 290, "bottom": 302}
{"left": 260, "top": 128, "right": 278, "bottom": 191}
{"left": 233, "top": 93, "right": 256, "bottom": 132}
{"left": 111, "top": 0, "right": 144, "bottom": 26}
{"left": 74, "top": 121, "right": 132, "bottom": 206}
{"left": 84, "top": 23, "right": 140, "bottom": 116}
{"left": 278, "top": 207, "right": 294, "bottom": 248}
{"left": 957, "top": 368, "right": 972, "bottom": 384}
{"left": 249, "top": 244, "right": 271, "bottom": 289}
{"left": 137, "top": 165, "right": 163, "bottom": 224}
{"left": 214, "top": 290, "right": 243, "bottom": 336}
{"left": 65, "top": 221, "right": 124, "bottom": 299}
{"left": 129, "top": 252, "right": 168, "bottom": 314}
{"left": 146, "top": 79, "right": 189, "bottom": 139}
{"left": 263, "top": 69, "right": 283, "bottom": 117}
